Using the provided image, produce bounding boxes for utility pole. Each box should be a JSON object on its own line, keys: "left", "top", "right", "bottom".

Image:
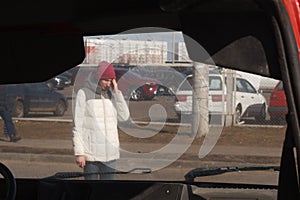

{"left": 192, "top": 62, "right": 209, "bottom": 137}
{"left": 172, "top": 32, "right": 175, "bottom": 64}
{"left": 225, "top": 69, "right": 236, "bottom": 126}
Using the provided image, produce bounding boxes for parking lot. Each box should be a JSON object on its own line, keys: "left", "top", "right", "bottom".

{"left": 24, "top": 84, "right": 283, "bottom": 127}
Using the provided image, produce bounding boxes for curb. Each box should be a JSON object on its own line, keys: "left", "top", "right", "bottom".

{"left": 0, "top": 149, "right": 281, "bottom": 167}
{"left": 11, "top": 117, "right": 286, "bottom": 128}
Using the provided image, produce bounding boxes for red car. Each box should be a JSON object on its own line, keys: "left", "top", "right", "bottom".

{"left": 114, "top": 67, "right": 158, "bottom": 101}
{"left": 268, "top": 81, "right": 288, "bottom": 123}
{"left": 73, "top": 65, "right": 158, "bottom": 101}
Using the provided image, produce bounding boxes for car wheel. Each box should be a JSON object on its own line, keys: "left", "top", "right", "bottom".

{"left": 255, "top": 104, "right": 266, "bottom": 123}
{"left": 235, "top": 105, "right": 242, "bottom": 124}
{"left": 128, "top": 87, "right": 144, "bottom": 101}
{"left": 0, "top": 162, "right": 16, "bottom": 200}
{"left": 13, "top": 101, "right": 25, "bottom": 118}
{"left": 54, "top": 100, "right": 66, "bottom": 116}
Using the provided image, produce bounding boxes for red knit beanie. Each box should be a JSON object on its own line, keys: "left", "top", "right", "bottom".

{"left": 96, "top": 61, "right": 116, "bottom": 80}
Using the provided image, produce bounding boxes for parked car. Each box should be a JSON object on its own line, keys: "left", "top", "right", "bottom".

{"left": 66, "top": 66, "right": 80, "bottom": 85}
{"left": 174, "top": 73, "right": 267, "bottom": 123}
{"left": 131, "top": 66, "right": 187, "bottom": 95}
{"left": 73, "top": 65, "right": 159, "bottom": 101}
{"left": 47, "top": 71, "right": 72, "bottom": 90}
{"left": 59, "top": 71, "right": 73, "bottom": 86}
{"left": 115, "top": 67, "right": 159, "bottom": 100}
{"left": 174, "top": 73, "right": 227, "bottom": 118}
{"left": 268, "top": 81, "right": 288, "bottom": 123}
{"left": 5, "top": 82, "right": 68, "bottom": 117}
{"left": 235, "top": 77, "right": 267, "bottom": 123}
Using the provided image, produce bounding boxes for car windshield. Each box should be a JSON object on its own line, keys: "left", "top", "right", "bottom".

{"left": 0, "top": 31, "right": 286, "bottom": 190}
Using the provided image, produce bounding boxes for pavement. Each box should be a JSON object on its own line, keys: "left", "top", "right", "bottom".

{"left": 0, "top": 117, "right": 284, "bottom": 171}
{"left": 0, "top": 134, "right": 282, "bottom": 168}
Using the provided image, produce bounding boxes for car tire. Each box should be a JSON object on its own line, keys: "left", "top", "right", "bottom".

{"left": 255, "top": 104, "right": 266, "bottom": 123}
{"left": 235, "top": 105, "right": 242, "bottom": 125}
{"left": 0, "top": 162, "right": 16, "bottom": 200}
{"left": 13, "top": 100, "right": 25, "bottom": 118}
{"left": 128, "top": 87, "right": 144, "bottom": 101}
{"left": 54, "top": 100, "right": 66, "bottom": 116}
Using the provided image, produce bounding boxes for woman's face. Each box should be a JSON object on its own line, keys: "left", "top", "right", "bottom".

{"left": 99, "top": 79, "right": 112, "bottom": 91}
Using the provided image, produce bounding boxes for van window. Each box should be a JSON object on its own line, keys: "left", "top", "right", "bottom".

{"left": 209, "top": 77, "right": 222, "bottom": 90}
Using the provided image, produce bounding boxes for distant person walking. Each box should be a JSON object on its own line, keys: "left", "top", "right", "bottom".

{"left": 72, "top": 61, "right": 130, "bottom": 180}
{"left": 0, "top": 85, "right": 21, "bottom": 142}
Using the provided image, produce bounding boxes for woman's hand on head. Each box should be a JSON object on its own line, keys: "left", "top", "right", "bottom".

{"left": 112, "top": 79, "right": 118, "bottom": 93}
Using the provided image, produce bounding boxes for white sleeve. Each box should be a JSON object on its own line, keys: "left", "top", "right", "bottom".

{"left": 72, "top": 89, "right": 86, "bottom": 156}
{"left": 113, "top": 90, "right": 130, "bottom": 122}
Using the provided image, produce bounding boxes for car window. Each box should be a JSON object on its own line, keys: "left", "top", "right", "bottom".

{"left": 36, "top": 83, "right": 50, "bottom": 93}
{"left": 178, "top": 76, "right": 193, "bottom": 91}
{"left": 242, "top": 79, "right": 256, "bottom": 93}
{"left": 23, "top": 83, "right": 47, "bottom": 93}
{"left": 236, "top": 78, "right": 256, "bottom": 93}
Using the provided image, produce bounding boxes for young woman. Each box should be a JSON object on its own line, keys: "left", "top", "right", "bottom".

{"left": 72, "top": 61, "right": 130, "bottom": 180}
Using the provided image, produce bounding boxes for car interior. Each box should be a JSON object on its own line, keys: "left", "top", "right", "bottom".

{"left": 0, "top": 0, "right": 299, "bottom": 199}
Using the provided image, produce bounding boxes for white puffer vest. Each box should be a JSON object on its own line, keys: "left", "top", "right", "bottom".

{"left": 72, "top": 88, "right": 129, "bottom": 162}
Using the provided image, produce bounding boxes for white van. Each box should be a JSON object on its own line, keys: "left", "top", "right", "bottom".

{"left": 174, "top": 72, "right": 267, "bottom": 124}
{"left": 174, "top": 73, "right": 227, "bottom": 117}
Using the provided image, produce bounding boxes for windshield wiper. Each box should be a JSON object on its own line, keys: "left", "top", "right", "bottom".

{"left": 44, "top": 168, "right": 152, "bottom": 179}
{"left": 185, "top": 165, "right": 280, "bottom": 182}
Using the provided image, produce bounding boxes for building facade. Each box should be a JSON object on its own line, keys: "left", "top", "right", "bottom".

{"left": 84, "top": 37, "right": 191, "bottom": 64}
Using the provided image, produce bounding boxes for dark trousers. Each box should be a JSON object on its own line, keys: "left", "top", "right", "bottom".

{"left": 84, "top": 160, "right": 116, "bottom": 180}
{"left": 0, "top": 109, "right": 16, "bottom": 136}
